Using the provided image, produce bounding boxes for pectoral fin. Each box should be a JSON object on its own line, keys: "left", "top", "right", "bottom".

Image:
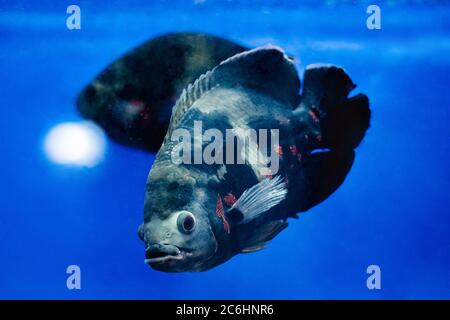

{"left": 227, "top": 176, "right": 288, "bottom": 224}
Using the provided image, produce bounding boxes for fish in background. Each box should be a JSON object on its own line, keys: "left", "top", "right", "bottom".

{"left": 77, "top": 33, "right": 370, "bottom": 272}
{"left": 77, "top": 32, "right": 247, "bottom": 152}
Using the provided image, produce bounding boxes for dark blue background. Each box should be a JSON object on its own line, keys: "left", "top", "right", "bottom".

{"left": 1, "top": 0, "right": 449, "bottom": 299}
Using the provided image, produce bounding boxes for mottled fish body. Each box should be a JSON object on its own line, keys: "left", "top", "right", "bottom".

{"left": 76, "top": 33, "right": 370, "bottom": 272}
{"left": 139, "top": 46, "right": 370, "bottom": 272}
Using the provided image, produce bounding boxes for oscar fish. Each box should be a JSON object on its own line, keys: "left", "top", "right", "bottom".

{"left": 135, "top": 45, "right": 370, "bottom": 272}
{"left": 76, "top": 33, "right": 370, "bottom": 272}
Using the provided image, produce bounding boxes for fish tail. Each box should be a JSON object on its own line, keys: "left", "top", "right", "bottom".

{"left": 291, "top": 64, "right": 371, "bottom": 212}
{"left": 298, "top": 64, "right": 370, "bottom": 151}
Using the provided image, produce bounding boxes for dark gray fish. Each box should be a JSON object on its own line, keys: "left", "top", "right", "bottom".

{"left": 136, "top": 46, "right": 370, "bottom": 272}
{"left": 76, "top": 33, "right": 369, "bottom": 272}
{"left": 76, "top": 32, "right": 247, "bottom": 152}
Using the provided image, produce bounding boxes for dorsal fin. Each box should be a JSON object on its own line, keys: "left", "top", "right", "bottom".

{"left": 167, "top": 70, "right": 216, "bottom": 139}
{"left": 211, "top": 45, "right": 300, "bottom": 106}
{"left": 165, "top": 46, "right": 300, "bottom": 142}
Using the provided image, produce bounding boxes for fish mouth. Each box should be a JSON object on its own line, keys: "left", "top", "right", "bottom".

{"left": 144, "top": 243, "right": 192, "bottom": 265}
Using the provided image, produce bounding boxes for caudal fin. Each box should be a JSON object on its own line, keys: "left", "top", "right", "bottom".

{"left": 293, "top": 64, "right": 370, "bottom": 211}
{"left": 299, "top": 64, "right": 370, "bottom": 151}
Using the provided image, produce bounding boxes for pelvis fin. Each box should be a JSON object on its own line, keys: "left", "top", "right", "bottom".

{"left": 240, "top": 220, "right": 288, "bottom": 253}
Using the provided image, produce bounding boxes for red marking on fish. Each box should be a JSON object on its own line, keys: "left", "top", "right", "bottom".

{"left": 123, "top": 99, "right": 144, "bottom": 118}
{"left": 216, "top": 194, "right": 230, "bottom": 234}
{"left": 308, "top": 110, "right": 320, "bottom": 123}
{"left": 264, "top": 169, "right": 274, "bottom": 179}
{"left": 224, "top": 193, "right": 237, "bottom": 206}
{"left": 289, "top": 145, "right": 297, "bottom": 156}
{"left": 274, "top": 144, "right": 283, "bottom": 156}
{"left": 139, "top": 109, "right": 151, "bottom": 128}
{"left": 130, "top": 99, "right": 145, "bottom": 108}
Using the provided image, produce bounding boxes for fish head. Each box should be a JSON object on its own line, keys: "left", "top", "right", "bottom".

{"left": 78, "top": 72, "right": 151, "bottom": 126}
{"left": 139, "top": 162, "right": 219, "bottom": 272}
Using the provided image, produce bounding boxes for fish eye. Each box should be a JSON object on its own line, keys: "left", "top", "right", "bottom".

{"left": 177, "top": 211, "right": 196, "bottom": 234}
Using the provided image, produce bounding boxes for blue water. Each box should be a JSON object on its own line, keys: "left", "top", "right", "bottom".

{"left": 1, "top": 0, "right": 449, "bottom": 299}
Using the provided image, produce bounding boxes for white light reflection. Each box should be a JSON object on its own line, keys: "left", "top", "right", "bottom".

{"left": 44, "top": 121, "right": 106, "bottom": 167}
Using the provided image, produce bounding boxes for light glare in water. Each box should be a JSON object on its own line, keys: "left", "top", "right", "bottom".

{"left": 44, "top": 121, "right": 106, "bottom": 167}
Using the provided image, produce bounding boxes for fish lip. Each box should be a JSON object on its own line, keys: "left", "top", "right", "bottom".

{"left": 144, "top": 243, "right": 191, "bottom": 265}
{"left": 144, "top": 254, "right": 183, "bottom": 264}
